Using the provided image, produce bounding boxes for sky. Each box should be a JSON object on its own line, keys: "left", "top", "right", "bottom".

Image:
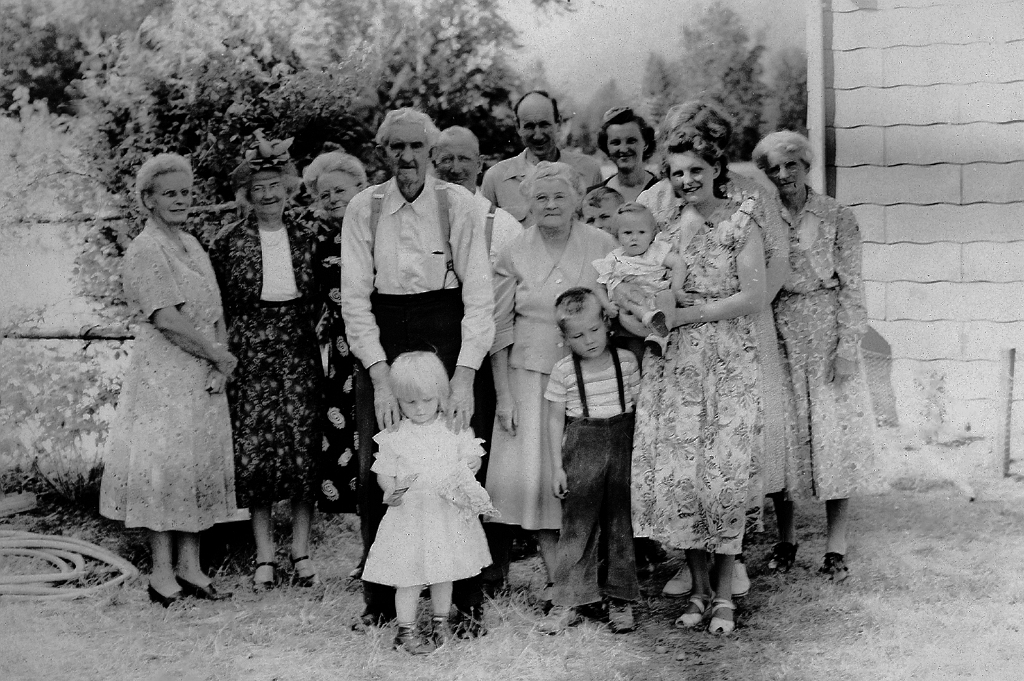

{"left": 495, "top": 0, "right": 806, "bottom": 106}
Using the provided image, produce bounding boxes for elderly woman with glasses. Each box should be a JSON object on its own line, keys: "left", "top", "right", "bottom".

{"left": 484, "top": 161, "right": 617, "bottom": 596}
{"left": 590, "top": 106, "right": 660, "bottom": 203}
{"left": 211, "top": 134, "right": 324, "bottom": 591}
{"left": 302, "top": 149, "right": 367, "bottom": 517}
{"left": 752, "top": 130, "right": 875, "bottom": 582}
{"left": 100, "top": 153, "right": 238, "bottom": 606}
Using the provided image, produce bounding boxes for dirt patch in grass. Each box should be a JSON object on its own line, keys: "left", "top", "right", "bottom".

{"left": 3, "top": 431, "right": 1024, "bottom": 680}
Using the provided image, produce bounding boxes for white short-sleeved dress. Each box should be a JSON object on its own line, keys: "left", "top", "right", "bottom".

{"left": 361, "top": 419, "right": 493, "bottom": 588}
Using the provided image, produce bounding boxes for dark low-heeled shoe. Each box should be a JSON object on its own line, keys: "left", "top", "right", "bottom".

{"left": 253, "top": 561, "right": 277, "bottom": 592}
{"left": 176, "top": 576, "right": 231, "bottom": 601}
{"left": 148, "top": 584, "right": 181, "bottom": 608}
{"left": 290, "top": 554, "right": 321, "bottom": 587}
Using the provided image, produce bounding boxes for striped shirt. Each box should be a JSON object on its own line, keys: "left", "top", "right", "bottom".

{"left": 544, "top": 348, "right": 640, "bottom": 418}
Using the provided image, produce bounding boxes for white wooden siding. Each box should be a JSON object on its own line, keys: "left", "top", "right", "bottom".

{"left": 824, "top": 0, "right": 1024, "bottom": 434}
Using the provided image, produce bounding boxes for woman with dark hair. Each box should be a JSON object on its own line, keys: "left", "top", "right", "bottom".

{"left": 211, "top": 134, "right": 324, "bottom": 591}
{"left": 630, "top": 112, "right": 772, "bottom": 635}
{"left": 637, "top": 101, "right": 794, "bottom": 601}
{"left": 592, "top": 107, "right": 659, "bottom": 203}
{"left": 100, "top": 153, "right": 238, "bottom": 605}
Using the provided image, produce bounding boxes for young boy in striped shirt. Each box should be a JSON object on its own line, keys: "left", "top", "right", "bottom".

{"left": 538, "top": 287, "right": 641, "bottom": 634}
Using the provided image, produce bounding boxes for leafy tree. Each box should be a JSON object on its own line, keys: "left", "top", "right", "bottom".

{"left": 569, "top": 78, "right": 626, "bottom": 155}
{"left": 671, "top": 1, "right": 769, "bottom": 159}
{"left": 355, "top": 0, "right": 527, "bottom": 159}
{"left": 641, "top": 52, "right": 678, "bottom": 125}
{"left": 0, "top": 0, "right": 167, "bottom": 115}
{"left": 767, "top": 46, "right": 807, "bottom": 134}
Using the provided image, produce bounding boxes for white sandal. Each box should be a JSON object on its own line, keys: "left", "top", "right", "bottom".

{"left": 674, "top": 593, "right": 713, "bottom": 628}
{"left": 708, "top": 598, "right": 736, "bottom": 635}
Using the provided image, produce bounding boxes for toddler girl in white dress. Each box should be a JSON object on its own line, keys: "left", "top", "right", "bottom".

{"left": 361, "top": 351, "right": 496, "bottom": 654}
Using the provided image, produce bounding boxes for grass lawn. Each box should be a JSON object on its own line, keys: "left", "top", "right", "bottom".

{"left": 3, "top": 431, "right": 1024, "bottom": 681}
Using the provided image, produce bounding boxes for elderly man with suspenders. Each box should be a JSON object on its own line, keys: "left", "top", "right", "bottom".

{"left": 341, "top": 109, "right": 495, "bottom": 635}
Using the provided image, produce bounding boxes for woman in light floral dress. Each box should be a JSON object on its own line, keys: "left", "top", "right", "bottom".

{"left": 100, "top": 154, "right": 238, "bottom": 605}
{"left": 629, "top": 115, "right": 771, "bottom": 635}
{"left": 752, "top": 130, "right": 875, "bottom": 582}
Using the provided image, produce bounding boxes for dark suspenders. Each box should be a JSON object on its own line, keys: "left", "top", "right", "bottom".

{"left": 571, "top": 349, "right": 626, "bottom": 419}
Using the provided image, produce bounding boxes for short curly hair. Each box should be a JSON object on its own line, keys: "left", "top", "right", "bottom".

{"left": 135, "top": 153, "right": 193, "bottom": 213}
{"left": 597, "top": 107, "right": 656, "bottom": 162}
{"left": 375, "top": 108, "right": 441, "bottom": 148}
{"left": 302, "top": 151, "right": 367, "bottom": 197}
{"left": 752, "top": 130, "right": 813, "bottom": 173}
{"left": 554, "top": 287, "right": 606, "bottom": 334}
{"left": 519, "top": 161, "right": 586, "bottom": 207}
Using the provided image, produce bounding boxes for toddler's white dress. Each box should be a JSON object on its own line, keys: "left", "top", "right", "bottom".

{"left": 361, "top": 419, "right": 494, "bottom": 588}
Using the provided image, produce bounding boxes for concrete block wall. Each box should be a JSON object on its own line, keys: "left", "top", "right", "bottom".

{"left": 825, "top": 0, "right": 1024, "bottom": 436}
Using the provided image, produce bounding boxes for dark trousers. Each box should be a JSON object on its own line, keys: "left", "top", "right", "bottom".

{"left": 355, "top": 289, "right": 490, "bottom": 621}
{"left": 551, "top": 411, "right": 640, "bottom": 607}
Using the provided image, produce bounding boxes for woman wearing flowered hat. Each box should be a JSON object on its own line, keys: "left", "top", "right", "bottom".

{"left": 211, "top": 132, "right": 325, "bottom": 591}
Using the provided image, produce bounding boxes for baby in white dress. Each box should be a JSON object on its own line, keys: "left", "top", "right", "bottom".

{"left": 361, "top": 351, "right": 495, "bottom": 654}
{"left": 592, "top": 203, "right": 687, "bottom": 353}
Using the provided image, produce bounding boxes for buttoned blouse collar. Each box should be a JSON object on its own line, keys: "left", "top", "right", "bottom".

{"left": 781, "top": 185, "right": 831, "bottom": 225}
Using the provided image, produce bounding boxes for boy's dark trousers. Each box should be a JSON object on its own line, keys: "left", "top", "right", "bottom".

{"left": 550, "top": 409, "right": 640, "bottom": 607}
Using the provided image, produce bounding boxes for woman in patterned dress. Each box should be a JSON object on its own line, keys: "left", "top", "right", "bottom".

{"left": 211, "top": 136, "right": 324, "bottom": 590}
{"left": 752, "top": 130, "right": 876, "bottom": 581}
{"left": 100, "top": 154, "right": 238, "bottom": 605}
{"left": 302, "top": 150, "right": 366, "bottom": 516}
{"left": 638, "top": 102, "right": 795, "bottom": 599}
{"left": 629, "top": 119, "right": 769, "bottom": 635}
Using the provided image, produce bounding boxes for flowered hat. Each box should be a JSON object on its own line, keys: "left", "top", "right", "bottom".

{"left": 230, "top": 130, "right": 298, "bottom": 191}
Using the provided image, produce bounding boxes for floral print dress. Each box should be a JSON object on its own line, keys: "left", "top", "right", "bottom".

{"left": 210, "top": 211, "right": 323, "bottom": 506}
{"left": 772, "top": 188, "right": 876, "bottom": 500}
{"left": 630, "top": 197, "right": 764, "bottom": 555}
{"left": 311, "top": 215, "right": 359, "bottom": 513}
{"left": 100, "top": 224, "right": 237, "bottom": 532}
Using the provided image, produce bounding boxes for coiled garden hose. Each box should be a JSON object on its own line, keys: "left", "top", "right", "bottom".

{"left": 0, "top": 529, "right": 139, "bottom": 600}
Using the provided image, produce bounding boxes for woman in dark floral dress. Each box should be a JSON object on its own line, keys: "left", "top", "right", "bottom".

{"left": 302, "top": 149, "right": 367, "bottom": 515}
{"left": 211, "top": 135, "right": 324, "bottom": 590}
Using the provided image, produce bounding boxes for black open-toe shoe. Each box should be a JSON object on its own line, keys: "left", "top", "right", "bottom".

{"left": 147, "top": 584, "right": 181, "bottom": 608}
{"left": 767, "top": 541, "right": 799, "bottom": 572}
{"left": 176, "top": 576, "right": 231, "bottom": 600}
{"left": 819, "top": 552, "right": 849, "bottom": 582}
{"left": 290, "top": 554, "right": 321, "bottom": 587}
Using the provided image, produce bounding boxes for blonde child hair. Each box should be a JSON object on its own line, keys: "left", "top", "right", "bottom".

{"left": 389, "top": 351, "right": 451, "bottom": 413}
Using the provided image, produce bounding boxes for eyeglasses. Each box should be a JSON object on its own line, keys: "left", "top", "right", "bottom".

{"left": 602, "top": 106, "right": 635, "bottom": 125}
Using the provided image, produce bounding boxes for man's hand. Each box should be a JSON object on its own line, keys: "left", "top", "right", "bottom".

{"left": 369, "top": 362, "right": 401, "bottom": 431}
{"left": 446, "top": 366, "right": 476, "bottom": 431}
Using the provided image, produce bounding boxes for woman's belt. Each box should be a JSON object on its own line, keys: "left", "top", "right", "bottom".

{"left": 257, "top": 296, "right": 305, "bottom": 308}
